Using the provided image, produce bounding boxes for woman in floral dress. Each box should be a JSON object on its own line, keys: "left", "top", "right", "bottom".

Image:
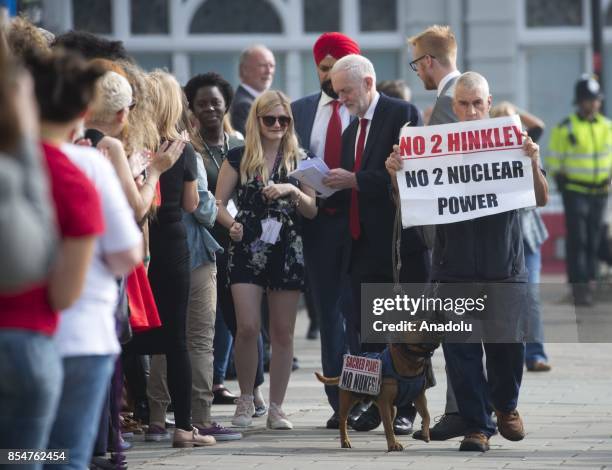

{"left": 215, "top": 90, "right": 317, "bottom": 430}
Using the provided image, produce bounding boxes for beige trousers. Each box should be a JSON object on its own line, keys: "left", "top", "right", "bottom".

{"left": 148, "top": 262, "right": 217, "bottom": 425}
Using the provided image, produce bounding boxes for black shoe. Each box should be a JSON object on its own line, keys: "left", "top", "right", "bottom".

{"left": 292, "top": 357, "right": 300, "bottom": 371}
{"left": 306, "top": 322, "right": 319, "bottom": 340}
{"left": 412, "top": 413, "right": 468, "bottom": 441}
{"left": 351, "top": 403, "right": 381, "bottom": 431}
{"left": 347, "top": 402, "right": 369, "bottom": 427}
{"left": 326, "top": 412, "right": 340, "bottom": 429}
{"left": 393, "top": 415, "right": 414, "bottom": 435}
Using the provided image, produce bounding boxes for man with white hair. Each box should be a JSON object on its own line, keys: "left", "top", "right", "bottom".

{"left": 387, "top": 71, "right": 548, "bottom": 452}
{"left": 325, "top": 54, "right": 428, "bottom": 435}
{"left": 230, "top": 45, "right": 275, "bottom": 135}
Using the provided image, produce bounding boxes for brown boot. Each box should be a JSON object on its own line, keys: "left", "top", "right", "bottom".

{"left": 495, "top": 409, "right": 525, "bottom": 441}
{"left": 459, "top": 432, "right": 490, "bottom": 452}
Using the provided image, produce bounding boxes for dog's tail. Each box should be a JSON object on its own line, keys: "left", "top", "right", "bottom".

{"left": 314, "top": 371, "right": 340, "bottom": 386}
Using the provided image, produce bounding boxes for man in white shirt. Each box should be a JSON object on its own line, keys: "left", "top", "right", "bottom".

{"left": 291, "top": 32, "right": 360, "bottom": 429}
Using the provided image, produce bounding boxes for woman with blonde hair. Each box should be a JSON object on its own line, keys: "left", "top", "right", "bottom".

{"left": 215, "top": 90, "right": 317, "bottom": 429}
{"left": 123, "top": 70, "right": 214, "bottom": 447}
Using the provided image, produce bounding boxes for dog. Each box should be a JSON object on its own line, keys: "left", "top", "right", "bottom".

{"left": 315, "top": 343, "right": 438, "bottom": 452}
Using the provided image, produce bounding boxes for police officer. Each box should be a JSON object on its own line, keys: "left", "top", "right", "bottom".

{"left": 547, "top": 76, "right": 612, "bottom": 305}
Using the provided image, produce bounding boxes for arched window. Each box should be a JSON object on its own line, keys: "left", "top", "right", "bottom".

{"left": 189, "top": 0, "right": 282, "bottom": 34}
{"left": 360, "top": 0, "right": 397, "bottom": 32}
{"left": 526, "top": 0, "right": 583, "bottom": 27}
{"left": 304, "top": 0, "right": 340, "bottom": 32}
{"left": 72, "top": 0, "right": 112, "bottom": 34}
{"left": 131, "top": 0, "right": 169, "bottom": 34}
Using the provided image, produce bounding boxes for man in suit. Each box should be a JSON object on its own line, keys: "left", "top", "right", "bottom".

{"left": 230, "top": 45, "right": 275, "bottom": 135}
{"left": 407, "top": 25, "right": 469, "bottom": 441}
{"left": 291, "top": 32, "right": 360, "bottom": 429}
{"left": 325, "top": 54, "right": 429, "bottom": 435}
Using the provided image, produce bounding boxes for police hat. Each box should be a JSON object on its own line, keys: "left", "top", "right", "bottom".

{"left": 574, "top": 75, "right": 603, "bottom": 103}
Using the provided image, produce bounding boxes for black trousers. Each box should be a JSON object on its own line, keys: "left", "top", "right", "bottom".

{"left": 562, "top": 191, "right": 608, "bottom": 284}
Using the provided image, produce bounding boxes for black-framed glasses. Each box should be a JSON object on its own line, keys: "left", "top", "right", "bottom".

{"left": 260, "top": 115, "right": 291, "bottom": 128}
{"left": 409, "top": 54, "right": 435, "bottom": 72}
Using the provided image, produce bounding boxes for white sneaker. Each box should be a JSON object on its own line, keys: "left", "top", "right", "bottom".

{"left": 266, "top": 402, "right": 293, "bottom": 430}
{"left": 232, "top": 394, "right": 255, "bottom": 427}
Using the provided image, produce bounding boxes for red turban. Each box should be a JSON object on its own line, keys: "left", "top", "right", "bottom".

{"left": 313, "top": 32, "right": 361, "bottom": 65}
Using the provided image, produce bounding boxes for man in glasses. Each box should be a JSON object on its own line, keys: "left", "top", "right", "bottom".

{"left": 407, "top": 24, "right": 469, "bottom": 442}
{"left": 291, "top": 32, "right": 359, "bottom": 430}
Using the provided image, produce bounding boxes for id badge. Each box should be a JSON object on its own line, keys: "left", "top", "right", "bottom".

{"left": 260, "top": 217, "right": 282, "bottom": 244}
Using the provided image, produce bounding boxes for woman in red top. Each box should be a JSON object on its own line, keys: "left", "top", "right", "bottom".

{"left": 0, "top": 51, "right": 104, "bottom": 458}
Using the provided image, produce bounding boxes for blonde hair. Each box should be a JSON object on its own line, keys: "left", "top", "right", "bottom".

{"left": 148, "top": 69, "right": 183, "bottom": 142}
{"left": 7, "top": 16, "right": 51, "bottom": 59}
{"left": 408, "top": 25, "right": 457, "bottom": 67}
{"left": 240, "top": 90, "right": 302, "bottom": 185}
{"left": 88, "top": 71, "right": 132, "bottom": 125}
{"left": 490, "top": 101, "right": 516, "bottom": 118}
{"left": 116, "top": 60, "right": 159, "bottom": 154}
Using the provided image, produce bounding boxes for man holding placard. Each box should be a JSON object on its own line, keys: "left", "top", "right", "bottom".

{"left": 386, "top": 71, "right": 548, "bottom": 452}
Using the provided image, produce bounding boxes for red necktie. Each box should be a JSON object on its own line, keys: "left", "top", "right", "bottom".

{"left": 324, "top": 100, "right": 342, "bottom": 169}
{"left": 349, "top": 118, "right": 368, "bottom": 240}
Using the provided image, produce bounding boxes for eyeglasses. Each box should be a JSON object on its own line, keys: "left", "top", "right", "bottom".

{"left": 260, "top": 115, "right": 291, "bottom": 128}
{"left": 128, "top": 101, "right": 137, "bottom": 110}
{"left": 409, "top": 54, "right": 435, "bottom": 72}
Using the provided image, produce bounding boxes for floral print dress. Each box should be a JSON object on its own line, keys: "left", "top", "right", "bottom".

{"left": 226, "top": 146, "right": 305, "bottom": 290}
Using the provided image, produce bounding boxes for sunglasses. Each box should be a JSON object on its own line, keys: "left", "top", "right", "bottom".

{"left": 260, "top": 115, "right": 291, "bottom": 128}
{"left": 128, "top": 101, "right": 137, "bottom": 110}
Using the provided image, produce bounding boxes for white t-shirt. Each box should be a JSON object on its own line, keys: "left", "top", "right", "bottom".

{"left": 56, "top": 143, "right": 142, "bottom": 357}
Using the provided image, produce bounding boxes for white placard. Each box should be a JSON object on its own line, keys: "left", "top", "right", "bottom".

{"left": 339, "top": 354, "right": 382, "bottom": 396}
{"left": 397, "top": 115, "right": 536, "bottom": 228}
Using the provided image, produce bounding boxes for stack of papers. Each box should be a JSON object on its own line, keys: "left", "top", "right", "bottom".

{"left": 288, "top": 158, "right": 338, "bottom": 198}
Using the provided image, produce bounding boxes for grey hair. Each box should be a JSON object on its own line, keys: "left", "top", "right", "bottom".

{"left": 239, "top": 44, "right": 273, "bottom": 68}
{"left": 330, "top": 54, "right": 377, "bottom": 84}
{"left": 454, "top": 71, "right": 490, "bottom": 97}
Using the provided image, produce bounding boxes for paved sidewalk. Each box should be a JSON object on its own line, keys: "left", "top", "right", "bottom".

{"left": 127, "top": 304, "right": 612, "bottom": 469}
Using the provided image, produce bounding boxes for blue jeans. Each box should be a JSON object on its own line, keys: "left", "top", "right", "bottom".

{"left": 443, "top": 342, "right": 524, "bottom": 437}
{"left": 524, "top": 243, "right": 548, "bottom": 366}
{"left": 0, "top": 331, "right": 63, "bottom": 470}
{"left": 45, "top": 355, "right": 115, "bottom": 470}
{"left": 212, "top": 305, "right": 233, "bottom": 384}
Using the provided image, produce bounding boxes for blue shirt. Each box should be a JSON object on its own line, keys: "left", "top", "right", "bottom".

{"left": 182, "top": 155, "right": 223, "bottom": 270}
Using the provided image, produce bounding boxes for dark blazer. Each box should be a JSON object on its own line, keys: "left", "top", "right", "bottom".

{"left": 338, "top": 93, "right": 426, "bottom": 278}
{"left": 230, "top": 85, "right": 255, "bottom": 136}
{"left": 291, "top": 92, "right": 321, "bottom": 151}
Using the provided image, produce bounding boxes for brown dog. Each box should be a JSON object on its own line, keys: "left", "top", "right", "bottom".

{"left": 315, "top": 343, "right": 437, "bottom": 452}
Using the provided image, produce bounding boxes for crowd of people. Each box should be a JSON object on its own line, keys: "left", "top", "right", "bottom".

{"left": 0, "top": 11, "right": 610, "bottom": 470}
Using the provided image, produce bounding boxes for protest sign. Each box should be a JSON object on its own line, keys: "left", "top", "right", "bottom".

{"left": 339, "top": 354, "right": 382, "bottom": 396}
{"left": 396, "top": 115, "right": 536, "bottom": 227}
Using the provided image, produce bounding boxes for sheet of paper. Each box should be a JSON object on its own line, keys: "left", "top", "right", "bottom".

{"left": 227, "top": 199, "right": 238, "bottom": 218}
{"left": 288, "top": 158, "right": 338, "bottom": 198}
{"left": 260, "top": 217, "right": 282, "bottom": 244}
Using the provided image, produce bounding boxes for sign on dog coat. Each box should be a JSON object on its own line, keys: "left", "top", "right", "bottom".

{"left": 396, "top": 115, "right": 536, "bottom": 227}
{"left": 339, "top": 354, "right": 382, "bottom": 396}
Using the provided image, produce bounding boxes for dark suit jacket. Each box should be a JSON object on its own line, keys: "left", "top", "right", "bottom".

{"left": 291, "top": 92, "right": 321, "bottom": 151}
{"left": 230, "top": 85, "right": 255, "bottom": 136}
{"left": 337, "top": 94, "right": 426, "bottom": 278}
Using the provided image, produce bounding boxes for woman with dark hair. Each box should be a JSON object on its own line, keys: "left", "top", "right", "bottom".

{"left": 185, "top": 72, "right": 270, "bottom": 413}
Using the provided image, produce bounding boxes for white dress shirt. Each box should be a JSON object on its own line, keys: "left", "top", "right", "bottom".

{"left": 240, "top": 82, "right": 264, "bottom": 98}
{"left": 310, "top": 92, "right": 351, "bottom": 160}
{"left": 437, "top": 70, "right": 461, "bottom": 97}
{"left": 354, "top": 91, "right": 381, "bottom": 160}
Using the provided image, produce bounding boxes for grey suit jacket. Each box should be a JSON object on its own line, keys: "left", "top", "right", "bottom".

{"left": 230, "top": 85, "right": 255, "bottom": 136}
{"left": 429, "top": 76, "right": 458, "bottom": 126}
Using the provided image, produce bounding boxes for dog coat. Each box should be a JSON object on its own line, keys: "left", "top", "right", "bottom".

{"left": 365, "top": 348, "right": 426, "bottom": 409}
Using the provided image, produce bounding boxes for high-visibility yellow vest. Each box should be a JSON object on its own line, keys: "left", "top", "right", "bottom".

{"left": 547, "top": 113, "right": 612, "bottom": 194}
